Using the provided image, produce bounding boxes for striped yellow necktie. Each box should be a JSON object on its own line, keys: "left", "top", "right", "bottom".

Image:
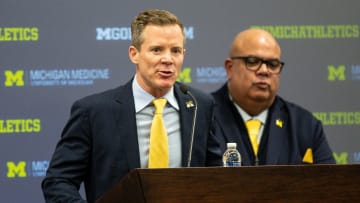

{"left": 245, "top": 119, "right": 262, "bottom": 156}
{"left": 148, "top": 98, "right": 169, "bottom": 168}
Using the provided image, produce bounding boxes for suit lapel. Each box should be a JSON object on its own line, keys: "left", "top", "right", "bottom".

{"left": 174, "top": 84, "right": 194, "bottom": 166}
{"left": 219, "top": 101, "right": 245, "bottom": 153}
{"left": 264, "top": 99, "right": 288, "bottom": 164}
{"left": 114, "top": 80, "right": 141, "bottom": 169}
{"left": 212, "top": 85, "right": 254, "bottom": 164}
{"left": 226, "top": 106, "right": 254, "bottom": 164}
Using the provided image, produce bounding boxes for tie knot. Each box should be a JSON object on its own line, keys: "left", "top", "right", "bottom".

{"left": 153, "top": 98, "right": 167, "bottom": 114}
{"left": 245, "top": 119, "right": 261, "bottom": 132}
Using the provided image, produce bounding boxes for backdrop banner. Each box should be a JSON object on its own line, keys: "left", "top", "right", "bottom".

{"left": 1, "top": 0, "right": 359, "bottom": 202}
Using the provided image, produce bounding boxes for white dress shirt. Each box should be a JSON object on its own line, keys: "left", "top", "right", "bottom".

{"left": 133, "top": 76, "right": 182, "bottom": 168}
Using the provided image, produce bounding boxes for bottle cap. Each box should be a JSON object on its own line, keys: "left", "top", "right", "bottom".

{"left": 227, "top": 143, "right": 237, "bottom": 148}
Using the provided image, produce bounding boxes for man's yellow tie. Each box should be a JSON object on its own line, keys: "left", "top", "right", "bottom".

{"left": 245, "top": 119, "right": 262, "bottom": 156}
{"left": 148, "top": 98, "right": 169, "bottom": 168}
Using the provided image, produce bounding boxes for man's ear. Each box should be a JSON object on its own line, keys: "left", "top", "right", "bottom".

{"left": 224, "top": 58, "right": 233, "bottom": 79}
{"left": 128, "top": 46, "right": 139, "bottom": 64}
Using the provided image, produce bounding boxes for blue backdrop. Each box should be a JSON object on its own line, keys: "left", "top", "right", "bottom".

{"left": 1, "top": 0, "right": 359, "bottom": 202}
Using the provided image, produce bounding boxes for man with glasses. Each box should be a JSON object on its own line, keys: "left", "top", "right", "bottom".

{"left": 212, "top": 28, "right": 335, "bottom": 165}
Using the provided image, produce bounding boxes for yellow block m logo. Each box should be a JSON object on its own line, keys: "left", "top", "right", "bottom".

{"left": 7, "top": 161, "right": 27, "bottom": 178}
{"left": 177, "top": 67, "right": 192, "bottom": 83}
{"left": 328, "top": 65, "right": 345, "bottom": 81}
{"left": 333, "top": 152, "right": 348, "bottom": 164}
{"left": 4, "top": 70, "right": 25, "bottom": 86}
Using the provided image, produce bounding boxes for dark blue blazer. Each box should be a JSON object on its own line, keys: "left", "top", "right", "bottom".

{"left": 42, "top": 79, "right": 222, "bottom": 203}
{"left": 212, "top": 84, "right": 335, "bottom": 166}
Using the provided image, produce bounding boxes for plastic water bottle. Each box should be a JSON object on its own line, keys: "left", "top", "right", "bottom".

{"left": 223, "top": 143, "right": 241, "bottom": 167}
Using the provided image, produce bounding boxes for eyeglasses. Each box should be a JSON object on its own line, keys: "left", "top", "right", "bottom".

{"left": 231, "top": 56, "right": 284, "bottom": 74}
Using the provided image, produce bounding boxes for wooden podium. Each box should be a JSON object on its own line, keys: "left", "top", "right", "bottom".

{"left": 96, "top": 164, "right": 360, "bottom": 202}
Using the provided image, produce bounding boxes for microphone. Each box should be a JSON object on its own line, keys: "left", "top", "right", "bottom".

{"left": 179, "top": 84, "right": 198, "bottom": 167}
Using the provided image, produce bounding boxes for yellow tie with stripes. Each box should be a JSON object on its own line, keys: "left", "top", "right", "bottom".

{"left": 245, "top": 119, "right": 262, "bottom": 156}
{"left": 148, "top": 98, "right": 169, "bottom": 168}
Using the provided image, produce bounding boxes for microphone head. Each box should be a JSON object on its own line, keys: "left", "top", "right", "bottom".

{"left": 179, "top": 84, "right": 189, "bottom": 94}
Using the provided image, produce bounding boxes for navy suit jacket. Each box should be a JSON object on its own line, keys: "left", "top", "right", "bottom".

{"left": 42, "top": 79, "right": 222, "bottom": 203}
{"left": 212, "top": 84, "right": 335, "bottom": 166}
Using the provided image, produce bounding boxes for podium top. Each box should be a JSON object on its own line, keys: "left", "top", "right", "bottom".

{"left": 96, "top": 164, "right": 360, "bottom": 203}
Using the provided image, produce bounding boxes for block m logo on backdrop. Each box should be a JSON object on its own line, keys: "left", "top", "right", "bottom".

{"left": 177, "top": 67, "right": 192, "bottom": 83}
{"left": 7, "top": 161, "right": 27, "bottom": 178}
{"left": 328, "top": 65, "right": 346, "bottom": 81}
{"left": 4, "top": 70, "right": 25, "bottom": 87}
{"left": 333, "top": 152, "right": 348, "bottom": 164}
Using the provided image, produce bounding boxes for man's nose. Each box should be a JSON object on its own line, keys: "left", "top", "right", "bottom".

{"left": 160, "top": 51, "right": 173, "bottom": 63}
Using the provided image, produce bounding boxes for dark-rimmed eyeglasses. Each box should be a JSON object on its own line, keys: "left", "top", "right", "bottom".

{"left": 230, "top": 56, "right": 284, "bottom": 74}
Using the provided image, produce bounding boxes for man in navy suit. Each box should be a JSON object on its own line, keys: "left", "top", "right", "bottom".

{"left": 42, "top": 9, "right": 222, "bottom": 203}
{"left": 212, "top": 28, "right": 335, "bottom": 166}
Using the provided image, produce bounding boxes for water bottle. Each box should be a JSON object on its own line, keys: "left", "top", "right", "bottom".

{"left": 223, "top": 143, "right": 241, "bottom": 167}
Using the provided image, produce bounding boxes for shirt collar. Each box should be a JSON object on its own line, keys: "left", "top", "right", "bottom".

{"left": 133, "top": 75, "right": 179, "bottom": 112}
{"left": 229, "top": 93, "right": 268, "bottom": 124}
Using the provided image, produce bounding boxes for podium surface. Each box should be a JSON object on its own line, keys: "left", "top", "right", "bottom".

{"left": 96, "top": 164, "right": 360, "bottom": 203}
